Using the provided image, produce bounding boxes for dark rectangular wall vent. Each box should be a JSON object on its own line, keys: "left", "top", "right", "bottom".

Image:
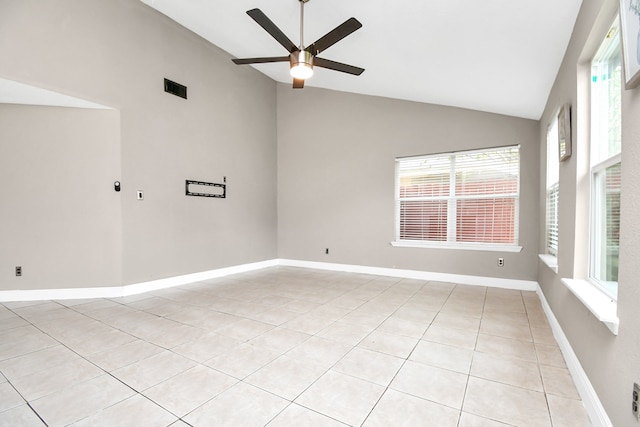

{"left": 164, "top": 78, "right": 187, "bottom": 99}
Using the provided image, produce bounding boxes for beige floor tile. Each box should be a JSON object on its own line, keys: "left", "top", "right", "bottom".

{"left": 285, "top": 336, "right": 352, "bottom": 370}
{"left": 363, "top": 389, "right": 460, "bottom": 427}
{"left": 0, "top": 315, "right": 30, "bottom": 332}
{"left": 144, "top": 364, "right": 238, "bottom": 416}
{"left": 0, "top": 325, "right": 58, "bottom": 361}
{"left": 410, "top": 340, "right": 473, "bottom": 374}
{"left": 111, "top": 350, "right": 196, "bottom": 391}
{"left": 0, "top": 345, "right": 82, "bottom": 381}
{"left": 205, "top": 343, "right": 280, "bottom": 379}
{"left": 470, "top": 352, "right": 543, "bottom": 392}
{"left": 0, "top": 268, "right": 592, "bottom": 427}
{"left": 281, "top": 314, "right": 336, "bottom": 335}
{"left": 530, "top": 326, "right": 556, "bottom": 345}
{"left": 248, "top": 327, "right": 311, "bottom": 354}
{"left": 295, "top": 370, "right": 385, "bottom": 427}
{"left": 432, "top": 313, "right": 481, "bottom": 332}
{"left": 482, "top": 310, "right": 529, "bottom": 326}
{"left": 377, "top": 316, "right": 430, "bottom": 338}
{"left": 281, "top": 299, "right": 322, "bottom": 314}
{"left": 245, "top": 355, "right": 326, "bottom": 400}
{"left": 333, "top": 347, "right": 404, "bottom": 386}
{"left": 317, "top": 321, "right": 373, "bottom": 346}
{"left": 423, "top": 325, "right": 478, "bottom": 350}
{"left": 479, "top": 318, "right": 533, "bottom": 341}
{"left": 463, "top": 377, "right": 551, "bottom": 427}
{"left": 325, "top": 295, "right": 367, "bottom": 310}
{"left": 484, "top": 294, "right": 525, "bottom": 313}
{"left": 546, "top": 394, "right": 592, "bottom": 427}
{"left": 476, "top": 334, "right": 537, "bottom": 362}
{"left": 214, "top": 318, "right": 274, "bottom": 341}
{"left": 0, "top": 382, "right": 24, "bottom": 413}
{"left": 12, "top": 357, "right": 103, "bottom": 401}
{"left": 539, "top": 364, "right": 580, "bottom": 399}
{"left": 86, "top": 339, "right": 164, "bottom": 372}
{"left": 358, "top": 330, "right": 419, "bottom": 358}
{"left": 458, "top": 412, "right": 515, "bottom": 426}
{"left": 184, "top": 382, "right": 289, "bottom": 427}
{"left": 535, "top": 343, "right": 567, "bottom": 368}
{"left": 267, "top": 403, "right": 348, "bottom": 426}
{"left": 30, "top": 374, "right": 136, "bottom": 427}
{"left": 0, "top": 404, "right": 46, "bottom": 427}
{"left": 339, "top": 311, "right": 387, "bottom": 329}
{"left": 306, "top": 305, "right": 351, "bottom": 322}
{"left": 144, "top": 323, "right": 206, "bottom": 350}
{"left": 71, "top": 394, "right": 177, "bottom": 426}
{"left": 171, "top": 332, "right": 240, "bottom": 362}
{"left": 249, "top": 307, "right": 302, "bottom": 326}
{"left": 390, "top": 360, "right": 468, "bottom": 409}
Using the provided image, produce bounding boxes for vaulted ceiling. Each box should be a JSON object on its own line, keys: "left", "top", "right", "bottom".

{"left": 141, "top": 0, "right": 583, "bottom": 120}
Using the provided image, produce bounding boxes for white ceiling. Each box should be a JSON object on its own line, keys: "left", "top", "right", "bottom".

{"left": 141, "top": 0, "right": 583, "bottom": 120}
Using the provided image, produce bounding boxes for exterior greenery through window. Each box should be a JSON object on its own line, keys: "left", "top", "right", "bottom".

{"left": 590, "top": 18, "right": 621, "bottom": 299}
{"left": 395, "top": 146, "right": 520, "bottom": 249}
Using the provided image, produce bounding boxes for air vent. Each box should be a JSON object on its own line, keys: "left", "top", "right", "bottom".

{"left": 164, "top": 78, "right": 187, "bottom": 99}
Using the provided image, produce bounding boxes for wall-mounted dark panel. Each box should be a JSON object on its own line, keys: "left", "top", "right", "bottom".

{"left": 164, "top": 78, "right": 187, "bottom": 99}
{"left": 185, "top": 180, "right": 226, "bottom": 198}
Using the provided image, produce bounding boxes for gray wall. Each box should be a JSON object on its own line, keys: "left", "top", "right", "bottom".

{"left": 277, "top": 85, "right": 540, "bottom": 280}
{"left": 537, "top": 0, "right": 640, "bottom": 425}
{"left": 0, "top": 105, "right": 122, "bottom": 290}
{"left": 0, "top": 0, "right": 278, "bottom": 289}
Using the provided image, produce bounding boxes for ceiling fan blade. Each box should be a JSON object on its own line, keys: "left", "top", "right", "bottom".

{"left": 232, "top": 56, "right": 290, "bottom": 65}
{"left": 246, "top": 8, "right": 297, "bottom": 53}
{"left": 308, "top": 17, "right": 362, "bottom": 55}
{"left": 293, "top": 78, "right": 305, "bottom": 89}
{"left": 314, "top": 57, "right": 365, "bottom": 76}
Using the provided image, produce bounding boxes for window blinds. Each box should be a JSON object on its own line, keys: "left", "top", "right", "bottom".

{"left": 396, "top": 146, "right": 520, "bottom": 246}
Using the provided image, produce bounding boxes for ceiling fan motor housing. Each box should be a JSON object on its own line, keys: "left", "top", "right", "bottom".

{"left": 290, "top": 50, "right": 314, "bottom": 68}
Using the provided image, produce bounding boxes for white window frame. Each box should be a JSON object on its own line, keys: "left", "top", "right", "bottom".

{"left": 588, "top": 17, "right": 622, "bottom": 301}
{"left": 546, "top": 118, "right": 560, "bottom": 258}
{"left": 392, "top": 145, "right": 522, "bottom": 252}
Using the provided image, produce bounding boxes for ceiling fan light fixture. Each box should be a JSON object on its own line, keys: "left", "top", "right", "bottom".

{"left": 290, "top": 50, "right": 314, "bottom": 80}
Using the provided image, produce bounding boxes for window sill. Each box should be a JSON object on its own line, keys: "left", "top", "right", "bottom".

{"left": 538, "top": 254, "right": 558, "bottom": 273}
{"left": 561, "top": 278, "right": 619, "bottom": 335}
{"left": 391, "top": 241, "right": 523, "bottom": 253}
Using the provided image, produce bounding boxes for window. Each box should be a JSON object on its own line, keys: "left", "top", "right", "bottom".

{"left": 546, "top": 119, "right": 560, "bottom": 257}
{"left": 590, "top": 18, "right": 621, "bottom": 299}
{"left": 394, "top": 145, "right": 520, "bottom": 250}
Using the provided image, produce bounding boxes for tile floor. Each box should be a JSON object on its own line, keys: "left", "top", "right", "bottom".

{"left": 0, "top": 267, "right": 592, "bottom": 426}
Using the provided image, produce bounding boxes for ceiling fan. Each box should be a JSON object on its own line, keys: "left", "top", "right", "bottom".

{"left": 231, "top": 0, "right": 364, "bottom": 89}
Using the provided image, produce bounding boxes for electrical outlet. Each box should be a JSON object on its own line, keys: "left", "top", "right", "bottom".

{"left": 633, "top": 383, "right": 639, "bottom": 419}
{"left": 325, "top": 248, "right": 329, "bottom": 255}
{"left": 15, "top": 266, "right": 22, "bottom": 276}
{"left": 497, "top": 258, "right": 505, "bottom": 267}
{"left": 137, "top": 190, "right": 144, "bottom": 200}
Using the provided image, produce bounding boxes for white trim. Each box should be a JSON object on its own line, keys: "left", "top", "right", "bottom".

{"left": 277, "top": 259, "right": 538, "bottom": 291}
{"left": 538, "top": 254, "right": 558, "bottom": 273}
{"left": 536, "top": 284, "right": 613, "bottom": 427}
{"left": 0, "top": 259, "right": 279, "bottom": 302}
{"left": 561, "top": 278, "right": 619, "bottom": 335}
{"left": 391, "top": 240, "right": 523, "bottom": 253}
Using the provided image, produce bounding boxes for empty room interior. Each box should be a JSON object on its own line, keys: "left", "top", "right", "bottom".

{"left": 1, "top": 0, "right": 640, "bottom": 425}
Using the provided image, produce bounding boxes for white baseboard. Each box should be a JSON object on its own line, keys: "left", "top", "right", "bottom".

{"left": 0, "top": 258, "right": 537, "bottom": 302}
{"left": 278, "top": 259, "right": 538, "bottom": 291}
{"left": 536, "top": 285, "right": 612, "bottom": 427}
{"left": 0, "top": 259, "right": 279, "bottom": 302}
